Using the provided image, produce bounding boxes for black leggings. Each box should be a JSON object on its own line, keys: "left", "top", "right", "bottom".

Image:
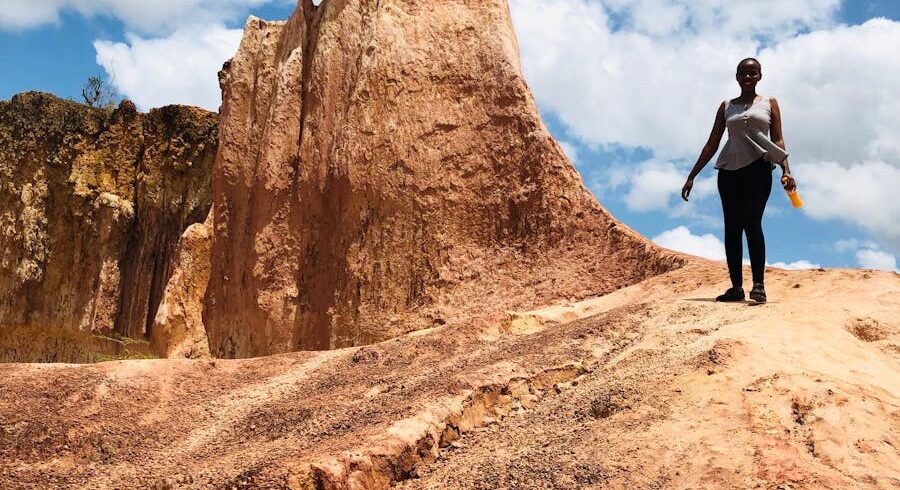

{"left": 717, "top": 157, "right": 772, "bottom": 288}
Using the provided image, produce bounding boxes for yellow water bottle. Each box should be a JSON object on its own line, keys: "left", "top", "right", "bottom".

{"left": 781, "top": 175, "right": 803, "bottom": 208}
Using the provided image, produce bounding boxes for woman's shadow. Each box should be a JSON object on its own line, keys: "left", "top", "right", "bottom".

{"left": 682, "top": 298, "right": 774, "bottom": 306}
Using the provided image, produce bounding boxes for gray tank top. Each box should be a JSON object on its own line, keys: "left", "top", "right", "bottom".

{"left": 715, "top": 95, "right": 788, "bottom": 171}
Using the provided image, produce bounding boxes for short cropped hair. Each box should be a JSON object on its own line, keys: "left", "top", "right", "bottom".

{"left": 737, "top": 57, "right": 761, "bottom": 71}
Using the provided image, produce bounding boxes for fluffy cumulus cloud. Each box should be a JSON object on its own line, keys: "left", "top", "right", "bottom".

{"left": 768, "top": 260, "right": 820, "bottom": 270}
{"left": 0, "top": 0, "right": 288, "bottom": 33}
{"left": 511, "top": 0, "right": 752, "bottom": 159}
{"left": 856, "top": 249, "right": 898, "bottom": 272}
{"left": 623, "top": 160, "right": 717, "bottom": 212}
{"left": 509, "top": 0, "right": 900, "bottom": 252}
{"left": 652, "top": 225, "right": 820, "bottom": 269}
{"left": 761, "top": 20, "right": 900, "bottom": 166}
{"left": 509, "top": 0, "right": 839, "bottom": 158}
{"left": 652, "top": 226, "right": 726, "bottom": 261}
{"left": 833, "top": 238, "right": 899, "bottom": 272}
{"left": 95, "top": 26, "right": 244, "bottom": 111}
{"left": 801, "top": 161, "right": 900, "bottom": 248}
{"left": 623, "top": 160, "right": 684, "bottom": 212}
{"left": 1, "top": 1, "right": 302, "bottom": 111}
{"left": 0, "top": 1, "right": 67, "bottom": 30}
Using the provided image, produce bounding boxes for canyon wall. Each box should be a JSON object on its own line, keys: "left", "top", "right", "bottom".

{"left": 0, "top": 93, "right": 216, "bottom": 350}
{"left": 204, "top": 0, "right": 684, "bottom": 357}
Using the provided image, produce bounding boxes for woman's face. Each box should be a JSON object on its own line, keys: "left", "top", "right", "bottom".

{"left": 736, "top": 62, "right": 762, "bottom": 89}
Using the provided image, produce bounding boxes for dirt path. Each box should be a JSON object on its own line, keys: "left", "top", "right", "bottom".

{"left": 402, "top": 268, "right": 900, "bottom": 489}
{"left": 1, "top": 260, "right": 898, "bottom": 489}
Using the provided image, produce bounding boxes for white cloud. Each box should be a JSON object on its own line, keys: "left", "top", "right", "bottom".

{"left": 509, "top": 0, "right": 839, "bottom": 160}
{"left": 768, "top": 260, "right": 820, "bottom": 270}
{"left": 611, "top": 0, "right": 688, "bottom": 37}
{"left": 652, "top": 225, "right": 726, "bottom": 261}
{"left": 855, "top": 249, "right": 898, "bottom": 272}
{"left": 623, "top": 160, "right": 683, "bottom": 212}
{"left": 800, "top": 161, "right": 900, "bottom": 250}
{"left": 618, "top": 160, "right": 718, "bottom": 228}
{"left": 559, "top": 141, "right": 580, "bottom": 165}
{"left": 0, "top": 0, "right": 289, "bottom": 33}
{"left": 1, "top": 1, "right": 299, "bottom": 111}
{"left": 0, "top": 1, "right": 67, "bottom": 30}
{"left": 829, "top": 239, "right": 897, "bottom": 271}
{"left": 510, "top": 0, "right": 755, "bottom": 159}
{"left": 765, "top": 204, "right": 784, "bottom": 217}
{"left": 599, "top": 0, "right": 839, "bottom": 39}
{"left": 95, "top": 25, "right": 244, "bottom": 111}
{"left": 653, "top": 225, "right": 821, "bottom": 270}
{"left": 509, "top": 1, "right": 900, "bottom": 249}
{"left": 834, "top": 238, "right": 880, "bottom": 253}
{"left": 652, "top": 226, "right": 895, "bottom": 272}
{"left": 761, "top": 19, "right": 900, "bottom": 165}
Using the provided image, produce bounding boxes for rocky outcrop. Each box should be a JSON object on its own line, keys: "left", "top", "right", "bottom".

{"left": 3, "top": 265, "right": 898, "bottom": 488}
{"left": 151, "top": 214, "right": 213, "bottom": 359}
{"left": 204, "top": 0, "right": 684, "bottom": 358}
{"left": 0, "top": 93, "right": 216, "bottom": 349}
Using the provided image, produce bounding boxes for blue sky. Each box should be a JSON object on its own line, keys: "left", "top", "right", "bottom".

{"left": 1, "top": 0, "right": 898, "bottom": 272}
{"left": 0, "top": 2, "right": 298, "bottom": 107}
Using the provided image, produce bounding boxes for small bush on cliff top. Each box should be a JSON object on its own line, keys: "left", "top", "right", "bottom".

{"left": 81, "top": 73, "right": 120, "bottom": 110}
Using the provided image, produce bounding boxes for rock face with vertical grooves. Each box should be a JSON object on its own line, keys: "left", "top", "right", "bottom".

{"left": 204, "top": 0, "right": 684, "bottom": 358}
{"left": 150, "top": 213, "right": 213, "bottom": 359}
{"left": 0, "top": 93, "right": 217, "bottom": 348}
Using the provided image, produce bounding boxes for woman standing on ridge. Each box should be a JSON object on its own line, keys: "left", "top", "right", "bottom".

{"left": 681, "top": 58, "right": 796, "bottom": 303}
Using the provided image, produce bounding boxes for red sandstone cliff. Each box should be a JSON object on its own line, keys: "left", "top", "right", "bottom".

{"left": 0, "top": 93, "right": 216, "bottom": 357}
{"left": 204, "top": 0, "right": 684, "bottom": 357}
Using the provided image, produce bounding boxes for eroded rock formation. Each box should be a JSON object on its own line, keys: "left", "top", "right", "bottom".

{"left": 4, "top": 265, "right": 898, "bottom": 488}
{"left": 204, "top": 0, "right": 684, "bottom": 357}
{"left": 151, "top": 214, "right": 213, "bottom": 359}
{"left": 0, "top": 93, "right": 217, "bottom": 349}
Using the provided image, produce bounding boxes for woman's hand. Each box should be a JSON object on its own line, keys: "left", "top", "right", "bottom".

{"left": 681, "top": 178, "right": 694, "bottom": 201}
{"left": 781, "top": 173, "right": 796, "bottom": 192}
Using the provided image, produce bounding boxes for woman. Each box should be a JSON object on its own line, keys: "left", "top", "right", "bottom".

{"left": 681, "top": 58, "right": 796, "bottom": 303}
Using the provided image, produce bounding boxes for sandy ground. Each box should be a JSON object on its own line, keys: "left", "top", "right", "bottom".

{"left": 1, "top": 258, "right": 898, "bottom": 489}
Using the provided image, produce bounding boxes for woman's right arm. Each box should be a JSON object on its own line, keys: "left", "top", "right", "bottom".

{"left": 682, "top": 102, "right": 727, "bottom": 201}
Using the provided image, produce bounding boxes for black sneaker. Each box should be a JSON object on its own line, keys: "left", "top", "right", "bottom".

{"left": 750, "top": 283, "right": 767, "bottom": 303}
{"left": 716, "top": 287, "right": 745, "bottom": 302}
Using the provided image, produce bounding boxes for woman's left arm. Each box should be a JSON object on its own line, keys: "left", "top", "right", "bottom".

{"left": 770, "top": 97, "right": 796, "bottom": 190}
